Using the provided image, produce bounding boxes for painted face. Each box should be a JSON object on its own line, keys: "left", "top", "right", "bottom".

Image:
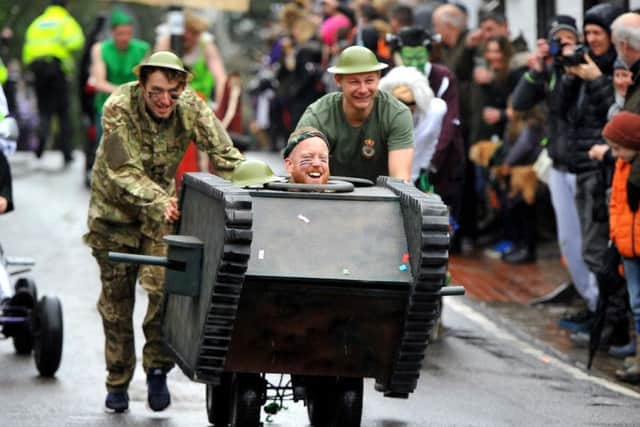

{"left": 484, "top": 40, "right": 505, "bottom": 71}
{"left": 480, "top": 19, "right": 508, "bottom": 42}
{"left": 400, "top": 46, "right": 429, "bottom": 70}
{"left": 608, "top": 139, "right": 637, "bottom": 163}
{"left": 112, "top": 24, "right": 133, "bottom": 51}
{"left": 141, "top": 71, "right": 184, "bottom": 120}
{"left": 585, "top": 24, "right": 611, "bottom": 57}
{"left": 335, "top": 71, "right": 380, "bottom": 113}
{"left": 285, "top": 137, "right": 330, "bottom": 184}
{"left": 614, "top": 69, "right": 633, "bottom": 97}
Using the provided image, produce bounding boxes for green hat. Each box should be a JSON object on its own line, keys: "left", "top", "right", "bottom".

{"left": 111, "top": 8, "right": 132, "bottom": 28}
{"left": 231, "top": 160, "right": 285, "bottom": 187}
{"left": 327, "top": 46, "right": 388, "bottom": 74}
{"left": 283, "top": 127, "right": 330, "bottom": 159}
{"left": 132, "top": 51, "right": 193, "bottom": 81}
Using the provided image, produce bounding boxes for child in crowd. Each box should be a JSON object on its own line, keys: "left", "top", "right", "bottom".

{"left": 604, "top": 111, "right": 640, "bottom": 383}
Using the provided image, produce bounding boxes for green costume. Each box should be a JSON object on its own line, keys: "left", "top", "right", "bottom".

{"left": 296, "top": 90, "right": 414, "bottom": 182}
{"left": 84, "top": 81, "right": 243, "bottom": 391}
{"left": 188, "top": 40, "right": 215, "bottom": 100}
{"left": 95, "top": 38, "right": 150, "bottom": 114}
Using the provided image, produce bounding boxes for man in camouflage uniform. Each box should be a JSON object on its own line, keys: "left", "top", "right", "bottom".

{"left": 84, "top": 51, "right": 244, "bottom": 413}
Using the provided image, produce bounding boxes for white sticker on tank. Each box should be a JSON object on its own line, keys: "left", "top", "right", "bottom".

{"left": 258, "top": 249, "right": 265, "bottom": 259}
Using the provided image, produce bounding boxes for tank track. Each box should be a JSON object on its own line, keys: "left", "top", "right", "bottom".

{"left": 187, "top": 175, "right": 253, "bottom": 384}
{"left": 379, "top": 177, "right": 450, "bottom": 396}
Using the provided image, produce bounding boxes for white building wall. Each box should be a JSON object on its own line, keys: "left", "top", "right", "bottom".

{"left": 505, "top": 0, "right": 537, "bottom": 50}
{"left": 556, "top": 0, "right": 584, "bottom": 34}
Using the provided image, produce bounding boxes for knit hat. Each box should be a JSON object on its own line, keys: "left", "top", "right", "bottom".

{"left": 547, "top": 15, "right": 578, "bottom": 39}
{"left": 602, "top": 111, "right": 640, "bottom": 150}
{"left": 614, "top": 57, "right": 629, "bottom": 70}
{"left": 283, "top": 127, "right": 330, "bottom": 159}
{"left": 110, "top": 8, "right": 132, "bottom": 28}
{"left": 583, "top": 3, "right": 622, "bottom": 36}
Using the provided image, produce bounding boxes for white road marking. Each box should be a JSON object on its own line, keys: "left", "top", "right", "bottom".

{"left": 447, "top": 298, "right": 640, "bottom": 399}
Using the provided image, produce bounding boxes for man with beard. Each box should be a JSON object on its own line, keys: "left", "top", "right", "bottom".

{"left": 296, "top": 46, "right": 414, "bottom": 183}
{"left": 283, "top": 127, "right": 330, "bottom": 185}
{"left": 84, "top": 51, "right": 244, "bottom": 414}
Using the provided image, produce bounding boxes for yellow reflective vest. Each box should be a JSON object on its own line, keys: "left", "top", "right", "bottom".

{"left": 22, "top": 5, "right": 85, "bottom": 75}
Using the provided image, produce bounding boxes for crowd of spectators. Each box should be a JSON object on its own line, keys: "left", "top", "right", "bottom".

{"left": 247, "top": 0, "right": 640, "bottom": 383}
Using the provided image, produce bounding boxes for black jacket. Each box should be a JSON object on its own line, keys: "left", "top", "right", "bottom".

{"left": 560, "top": 48, "right": 616, "bottom": 174}
{"left": 0, "top": 150, "right": 13, "bottom": 213}
{"left": 512, "top": 64, "right": 571, "bottom": 171}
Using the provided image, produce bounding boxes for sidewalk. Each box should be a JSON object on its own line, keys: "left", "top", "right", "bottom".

{"left": 448, "top": 240, "right": 640, "bottom": 394}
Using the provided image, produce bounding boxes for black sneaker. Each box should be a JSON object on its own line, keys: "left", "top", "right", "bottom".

{"left": 147, "top": 368, "right": 171, "bottom": 411}
{"left": 105, "top": 391, "right": 129, "bottom": 413}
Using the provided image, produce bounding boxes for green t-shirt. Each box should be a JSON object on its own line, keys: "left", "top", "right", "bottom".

{"left": 95, "top": 38, "right": 150, "bottom": 113}
{"left": 296, "top": 90, "right": 414, "bottom": 182}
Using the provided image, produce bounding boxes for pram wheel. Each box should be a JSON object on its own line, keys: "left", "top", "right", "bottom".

{"left": 33, "top": 296, "right": 63, "bottom": 377}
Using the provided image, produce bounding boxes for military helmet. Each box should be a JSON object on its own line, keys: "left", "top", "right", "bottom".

{"left": 133, "top": 51, "right": 193, "bottom": 80}
{"left": 231, "top": 160, "right": 284, "bottom": 187}
{"left": 328, "top": 46, "right": 388, "bottom": 74}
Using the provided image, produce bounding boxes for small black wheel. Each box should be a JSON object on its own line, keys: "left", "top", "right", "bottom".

{"left": 334, "top": 377, "right": 363, "bottom": 427}
{"left": 229, "top": 373, "right": 264, "bottom": 427}
{"left": 306, "top": 378, "right": 334, "bottom": 427}
{"left": 206, "top": 373, "right": 232, "bottom": 426}
{"left": 13, "top": 277, "right": 38, "bottom": 308}
{"left": 33, "top": 296, "right": 63, "bottom": 377}
{"left": 12, "top": 323, "right": 33, "bottom": 355}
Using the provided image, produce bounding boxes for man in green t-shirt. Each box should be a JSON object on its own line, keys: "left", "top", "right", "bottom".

{"left": 296, "top": 46, "right": 414, "bottom": 182}
{"left": 88, "top": 8, "right": 150, "bottom": 178}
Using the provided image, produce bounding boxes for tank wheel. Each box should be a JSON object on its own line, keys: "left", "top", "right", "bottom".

{"left": 229, "top": 373, "right": 264, "bottom": 427}
{"left": 334, "top": 377, "right": 363, "bottom": 427}
{"left": 206, "top": 373, "right": 232, "bottom": 426}
{"left": 33, "top": 296, "right": 63, "bottom": 377}
{"left": 306, "top": 377, "right": 334, "bottom": 427}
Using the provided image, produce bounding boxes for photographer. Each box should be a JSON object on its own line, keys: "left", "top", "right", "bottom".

{"left": 560, "top": 4, "right": 630, "bottom": 349}
{"left": 511, "top": 16, "right": 599, "bottom": 327}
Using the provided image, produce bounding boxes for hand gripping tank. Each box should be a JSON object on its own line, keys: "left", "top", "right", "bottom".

{"left": 162, "top": 172, "right": 451, "bottom": 397}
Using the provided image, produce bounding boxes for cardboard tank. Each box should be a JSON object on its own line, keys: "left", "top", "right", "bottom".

{"left": 110, "top": 172, "right": 458, "bottom": 427}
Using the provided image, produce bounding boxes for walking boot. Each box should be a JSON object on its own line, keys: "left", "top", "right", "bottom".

{"left": 105, "top": 391, "right": 129, "bottom": 413}
{"left": 615, "top": 336, "right": 640, "bottom": 384}
{"left": 147, "top": 368, "right": 171, "bottom": 411}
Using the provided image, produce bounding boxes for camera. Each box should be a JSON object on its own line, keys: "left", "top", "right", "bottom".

{"left": 551, "top": 42, "right": 588, "bottom": 67}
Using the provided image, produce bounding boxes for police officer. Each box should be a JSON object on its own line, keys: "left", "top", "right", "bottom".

{"left": 84, "top": 51, "right": 244, "bottom": 413}
{"left": 22, "top": 0, "right": 84, "bottom": 165}
{"left": 296, "top": 46, "right": 414, "bottom": 182}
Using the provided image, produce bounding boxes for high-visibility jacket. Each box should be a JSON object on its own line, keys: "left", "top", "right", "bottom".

{"left": 22, "top": 5, "right": 85, "bottom": 75}
{"left": 0, "top": 58, "right": 7, "bottom": 85}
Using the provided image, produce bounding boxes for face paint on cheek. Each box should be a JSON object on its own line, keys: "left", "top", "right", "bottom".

{"left": 299, "top": 159, "right": 313, "bottom": 167}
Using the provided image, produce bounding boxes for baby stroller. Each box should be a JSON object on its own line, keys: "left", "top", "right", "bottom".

{"left": 0, "top": 243, "right": 63, "bottom": 377}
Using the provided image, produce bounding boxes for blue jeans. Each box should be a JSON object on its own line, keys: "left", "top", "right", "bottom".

{"left": 622, "top": 258, "right": 640, "bottom": 334}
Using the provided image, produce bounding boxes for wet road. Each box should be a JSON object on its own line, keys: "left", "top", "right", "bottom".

{"left": 1, "top": 151, "right": 639, "bottom": 426}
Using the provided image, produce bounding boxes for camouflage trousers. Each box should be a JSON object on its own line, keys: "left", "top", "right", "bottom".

{"left": 92, "top": 236, "right": 174, "bottom": 392}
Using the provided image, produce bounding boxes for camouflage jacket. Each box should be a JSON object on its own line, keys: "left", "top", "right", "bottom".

{"left": 85, "top": 81, "right": 244, "bottom": 248}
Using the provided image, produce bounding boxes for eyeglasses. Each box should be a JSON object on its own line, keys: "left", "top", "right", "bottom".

{"left": 146, "top": 88, "right": 182, "bottom": 101}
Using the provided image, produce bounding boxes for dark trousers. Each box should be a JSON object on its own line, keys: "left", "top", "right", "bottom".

{"left": 30, "top": 58, "right": 72, "bottom": 162}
